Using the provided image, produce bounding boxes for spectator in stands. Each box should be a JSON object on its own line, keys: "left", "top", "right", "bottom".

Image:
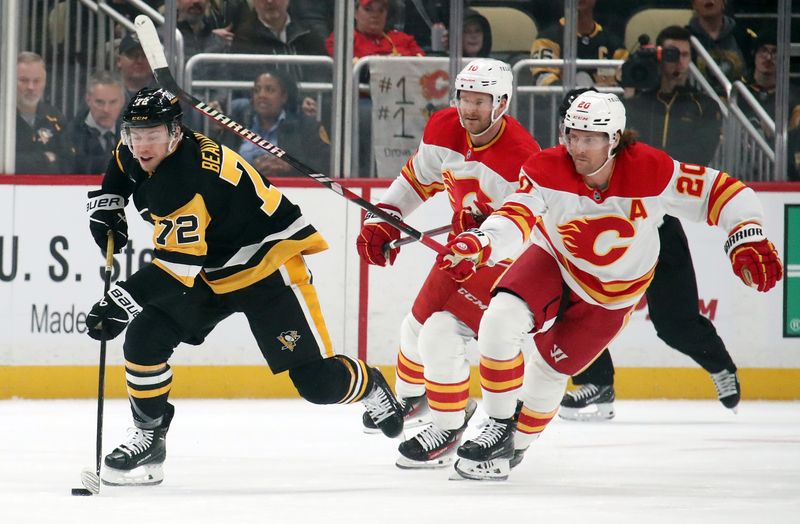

{"left": 686, "top": 0, "right": 756, "bottom": 86}
{"left": 530, "top": 0, "right": 628, "bottom": 87}
{"left": 326, "top": 0, "right": 424, "bottom": 60}
{"left": 325, "top": 0, "right": 424, "bottom": 176}
{"left": 625, "top": 26, "right": 722, "bottom": 166}
{"left": 392, "top": 0, "right": 449, "bottom": 54}
{"left": 230, "top": 0, "right": 327, "bottom": 84}
{"left": 741, "top": 28, "right": 800, "bottom": 137}
{"left": 218, "top": 68, "right": 331, "bottom": 176}
{"left": 117, "top": 33, "right": 155, "bottom": 101}
{"left": 15, "top": 52, "right": 75, "bottom": 174}
{"left": 290, "top": 0, "right": 335, "bottom": 43}
{"left": 462, "top": 8, "right": 492, "bottom": 58}
{"left": 67, "top": 71, "right": 125, "bottom": 174}
{"left": 177, "top": 0, "right": 233, "bottom": 56}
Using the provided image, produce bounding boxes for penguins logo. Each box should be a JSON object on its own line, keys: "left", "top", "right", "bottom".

{"left": 277, "top": 331, "right": 301, "bottom": 351}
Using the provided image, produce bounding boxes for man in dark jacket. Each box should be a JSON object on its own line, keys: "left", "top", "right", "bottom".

{"left": 15, "top": 51, "right": 75, "bottom": 174}
{"left": 625, "top": 25, "right": 722, "bottom": 166}
{"left": 230, "top": 0, "right": 328, "bottom": 84}
{"left": 67, "top": 71, "right": 125, "bottom": 174}
{"left": 686, "top": 0, "right": 756, "bottom": 87}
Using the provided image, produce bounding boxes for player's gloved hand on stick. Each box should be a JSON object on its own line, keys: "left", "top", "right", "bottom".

{"left": 86, "top": 282, "right": 143, "bottom": 341}
{"left": 356, "top": 203, "right": 402, "bottom": 266}
{"left": 451, "top": 202, "right": 491, "bottom": 236}
{"left": 437, "top": 228, "right": 492, "bottom": 282}
{"left": 87, "top": 190, "right": 128, "bottom": 255}
{"left": 724, "top": 224, "right": 783, "bottom": 293}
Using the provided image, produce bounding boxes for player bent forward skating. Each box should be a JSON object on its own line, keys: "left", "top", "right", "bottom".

{"left": 85, "top": 88, "right": 403, "bottom": 486}
{"left": 437, "top": 91, "right": 783, "bottom": 480}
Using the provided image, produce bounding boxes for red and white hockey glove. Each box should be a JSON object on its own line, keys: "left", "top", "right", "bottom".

{"left": 725, "top": 224, "right": 783, "bottom": 292}
{"left": 437, "top": 228, "right": 492, "bottom": 282}
{"left": 451, "top": 202, "right": 491, "bottom": 236}
{"left": 356, "top": 203, "right": 402, "bottom": 267}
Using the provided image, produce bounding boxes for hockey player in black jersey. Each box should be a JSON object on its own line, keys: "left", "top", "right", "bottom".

{"left": 85, "top": 88, "right": 403, "bottom": 486}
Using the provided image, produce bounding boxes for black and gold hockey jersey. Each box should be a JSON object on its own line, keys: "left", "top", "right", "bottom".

{"left": 530, "top": 18, "right": 628, "bottom": 86}
{"left": 100, "top": 128, "right": 327, "bottom": 299}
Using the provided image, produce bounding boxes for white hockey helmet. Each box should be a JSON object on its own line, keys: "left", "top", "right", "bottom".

{"left": 453, "top": 58, "right": 513, "bottom": 130}
{"left": 563, "top": 91, "right": 626, "bottom": 159}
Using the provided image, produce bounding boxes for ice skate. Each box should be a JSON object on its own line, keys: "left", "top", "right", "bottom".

{"left": 102, "top": 403, "right": 174, "bottom": 486}
{"left": 452, "top": 416, "right": 516, "bottom": 481}
{"left": 395, "top": 398, "right": 477, "bottom": 469}
{"left": 510, "top": 446, "right": 528, "bottom": 469}
{"left": 361, "top": 367, "right": 404, "bottom": 438}
{"left": 710, "top": 369, "right": 741, "bottom": 412}
{"left": 558, "top": 383, "right": 615, "bottom": 421}
{"left": 362, "top": 393, "right": 431, "bottom": 434}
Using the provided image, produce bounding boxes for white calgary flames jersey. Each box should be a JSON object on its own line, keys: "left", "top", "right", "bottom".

{"left": 482, "top": 142, "right": 765, "bottom": 309}
{"left": 379, "top": 107, "right": 540, "bottom": 217}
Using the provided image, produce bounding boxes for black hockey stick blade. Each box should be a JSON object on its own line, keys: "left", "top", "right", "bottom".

{"left": 133, "top": 15, "right": 446, "bottom": 255}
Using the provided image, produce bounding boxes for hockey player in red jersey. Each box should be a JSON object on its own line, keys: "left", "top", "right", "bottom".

{"left": 85, "top": 88, "right": 404, "bottom": 487}
{"left": 356, "top": 58, "right": 540, "bottom": 468}
{"left": 438, "top": 91, "right": 783, "bottom": 481}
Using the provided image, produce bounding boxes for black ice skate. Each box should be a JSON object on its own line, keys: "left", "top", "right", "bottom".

{"left": 361, "top": 367, "right": 404, "bottom": 438}
{"left": 453, "top": 416, "right": 516, "bottom": 481}
{"left": 362, "top": 393, "right": 431, "bottom": 434}
{"left": 102, "top": 403, "right": 174, "bottom": 486}
{"left": 395, "top": 398, "right": 477, "bottom": 469}
{"left": 558, "top": 383, "right": 615, "bottom": 421}
{"left": 710, "top": 369, "right": 741, "bottom": 412}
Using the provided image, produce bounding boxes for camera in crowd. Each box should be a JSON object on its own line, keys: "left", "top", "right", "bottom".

{"left": 621, "top": 35, "right": 681, "bottom": 91}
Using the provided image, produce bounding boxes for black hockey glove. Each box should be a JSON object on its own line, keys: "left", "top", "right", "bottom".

{"left": 87, "top": 189, "right": 128, "bottom": 255}
{"left": 86, "top": 282, "right": 143, "bottom": 341}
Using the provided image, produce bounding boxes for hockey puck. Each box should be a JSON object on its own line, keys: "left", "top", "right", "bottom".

{"left": 71, "top": 488, "right": 93, "bottom": 496}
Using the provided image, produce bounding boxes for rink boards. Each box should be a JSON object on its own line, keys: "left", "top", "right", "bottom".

{"left": 1, "top": 177, "right": 798, "bottom": 399}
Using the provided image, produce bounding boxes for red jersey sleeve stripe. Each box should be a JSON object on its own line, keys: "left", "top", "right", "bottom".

{"left": 707, "top": 172, "right": 747, "bottom": 226}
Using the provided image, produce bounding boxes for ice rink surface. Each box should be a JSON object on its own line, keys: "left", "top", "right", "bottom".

{"left": 1, "top": 398, "right": 798, "bottom": 524}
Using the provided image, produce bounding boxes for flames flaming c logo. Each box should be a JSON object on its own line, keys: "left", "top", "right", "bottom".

{"left": 557, "top": 216, "right": 635, "bottom": 266}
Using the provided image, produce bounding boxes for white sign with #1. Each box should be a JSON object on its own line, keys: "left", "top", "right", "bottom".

{"left": 369, "top": 57, "right": 452, "bottom": 177}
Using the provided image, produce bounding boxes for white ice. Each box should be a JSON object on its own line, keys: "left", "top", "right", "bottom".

{"left": 1, "top": 399, "right": 798, "bottom": 524}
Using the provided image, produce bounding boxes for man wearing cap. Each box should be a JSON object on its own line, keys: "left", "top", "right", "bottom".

{"left": 117, "top": 32, "right": 156, "bottom": 101}
{"left": 741, "top": 28, "right": 800, "bottom": 137}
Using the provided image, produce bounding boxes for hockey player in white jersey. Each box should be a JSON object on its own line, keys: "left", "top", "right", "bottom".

{"left": 438, "top": 91, "right": 783, "bottom": 481}
{"left": 356, "top": 59, "right": 540, "bottom": 468}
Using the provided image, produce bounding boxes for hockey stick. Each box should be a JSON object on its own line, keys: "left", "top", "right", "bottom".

{"left": 386, "top": 224, "right": 451, "bottom": 250}
{"left": 72, "top": 232, "right": 114, "bottom": 497}
{"left": 133, "top": 15, "right": 446, "bottom": 256}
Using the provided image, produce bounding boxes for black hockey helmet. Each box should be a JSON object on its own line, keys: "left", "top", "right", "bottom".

{"left": 122, "top": 87, "right": 182, "bottom": 129}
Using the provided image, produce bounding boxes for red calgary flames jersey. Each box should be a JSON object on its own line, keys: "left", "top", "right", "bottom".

{"left": 379, "top": 107, "right": 540, "bottom": 219}
{"left": 481, "top": 142, "right": 765, "bottom": 309}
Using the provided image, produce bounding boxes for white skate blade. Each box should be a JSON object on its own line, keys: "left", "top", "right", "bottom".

{"left": 452, "top": 458, "right": 510, "bottom": 481}
{"left": 80, "top": 468, "right": 101, "bottom": 494}
{"left": 558, "top": 403, "right": 615, "bottom": 422}
{"left": 395, "top": 451, "right": 455, "bottom": 470}
{"left": 101, "top": 463, "right": 164, "bottom": 486}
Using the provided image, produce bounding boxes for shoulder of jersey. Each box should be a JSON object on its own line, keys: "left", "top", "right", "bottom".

{"left": 612, "top": 142, "right": 675, "bottom": 197}
{"left": 521, "top": 146, "right": 583, "bottom": 192}
{"left": 421, "top": 107, "right": 465, "bottom": 149}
